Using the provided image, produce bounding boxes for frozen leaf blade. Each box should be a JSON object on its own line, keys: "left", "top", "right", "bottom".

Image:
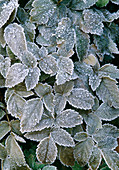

{"left": 43, "top": 93, "right": 54, "bottom": 112}
{"left": 67, "top": 88, "right": 94, "bottom": 110}
{"left": 4, "top": 23, "right": 27, "bottom": 57}
{"left": 89, "top": 74, "right": 102, "bottom": 91}
{"left": 56, "top": 109, "right": 83, "bottom": 128}
{"left": 25, "top": 67, "right": 41, "bottom": 91}
{"left": 51, "top": 128, "right": 75, "bottom": 147}
{"left": 36, "top": 136, "right": 57, "bottom": 164}
{"left": 0, "top": 143, "right": 7, "bottom": 160}
{"left": 74, "top": 132, "right": 88, "bottom": 142}
{"left": 54, "top": 94, "right": 67, "bottom": 113}
{"left": 0, "top": 121, "right": 11, "bottom": 140}
{"left": 20, "top": 98, "right": 43, "bottom": 133}
{"left": 5, "top": 63, "right": 29, "bottom": 88}
{"left": 34, "top": 83, "right": 52, "bottom": 97}
{"left": 0, "top": 57, "right": 11, "bottom": 78}
{"left": 7, "top": 92, "right": 25, "bottom": 119}
{"left": 42, "top": 166, "right": 57, "bottom": 170}
{"left": 74, "top": 137, "right": 94, "bottom": 167}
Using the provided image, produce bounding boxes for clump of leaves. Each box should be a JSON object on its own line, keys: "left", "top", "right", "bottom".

{"left": 0, "top": 0, "right": 119, "bottom": 170}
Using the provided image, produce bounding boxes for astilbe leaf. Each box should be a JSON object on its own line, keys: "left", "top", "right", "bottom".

{"left": 36, "top": 136, "right": 57, "bottom": 164}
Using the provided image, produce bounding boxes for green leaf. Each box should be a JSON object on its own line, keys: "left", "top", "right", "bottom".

{"left": 96, "top": 77, "right": 119, "bottom": 109}
{"left": 0, "top": 121, "right": 11, "bottom": 140}
{"left": 5, "top": 63, "right": 29, "bottom": 88}
{"left": 74, "top": 137, "right": 94, "bottom": 167}
{"left": 20, "top": 98, "right": 44, "bottom": 133}
{"left": 96, "top": 0, "right": 109, "bottom": 7}
{"left": 67, "top": 88, "right": 94, "bottom": 110}
{"left": 36, "top": 136, "right": 57, "bottom": 164}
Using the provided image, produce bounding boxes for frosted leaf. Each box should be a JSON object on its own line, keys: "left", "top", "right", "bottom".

{"left": 101, "top": 150, "right": 119, "bottom": 170}
{"left": 59, "top": 146, "right": 75, "bottom": 167}
{"left": 80, "top": 9, "right": 104, "bottom": 35}
{"left": 35, "top": 83, "right": 52, "bottom": 97}
{"left": 0, "top": 0, "right": 19, "bottom": 28}
{"left": 0, "top": 57, "right": 11, "bottom": 78}
{"left": 99, "top": 64, "right": 119, "bottom": 79}
{"left": 94, "top": 102, "right": 119, "bottom": 121}
{"left": 56, "top": 109, "right": 83, "bottom": 128}
{"left": 4, "top": 23, "right": 27, "bottom": 58}
{"left": 84, "top": 54, "right": 99, "bottom": 67}
{"left": 89, "top": 74, "right": 102, "bottom": 91}
{"left": 0, "top": 73, "right": 5, "bottom": 87}
{"left": 39, "top": 55, "right": 58, "bottom": 76}
{"left": 0, "top": 121, "right": 11, "bottom": 140}
{"left": 74, "top": 132, "right": 88, "bottom": 142}
{"left": 42, "top": 165, "right": 57, "bottom": 170}
{"left": 25, "top": 67, "right": 41, "bottom": 91}
{"left": 93, "top": 124, "right": 119, "bottom": 142}
{"left": 22, "top": 22, "right": 36, "bottom": 42}
{"left": 51, "top": 128, "right": 75, "bottom": 146}
{"left": 36, "top": 136, "right": 57, "bottom": 164}
{"left": 108, "top": 38, "right": 119, "bottom": 54}
{"left": 74, "top": 137, "right": 94, "bottom": 167}
{"left": 30, "top": 0, "right": 57, "bottom": 25}
{"left": 0, "top": 143, "right": 7, "bottom": 160}
{"left": 43, "top": 93, "right": 54, "bottom": 112}
{"left": 101, "top": 9, "right": 119, "bottom": 22}
{"left": 67, "top": 88, "right": 94, "bottom": 110}
{"left": 75, "top": 27, "right": 90, "bottom": 61}
{"left": 84, "top": 113, "right": 102, "bottom": 135}
{"left": 55, "top": 18, "right": 75, "bottom": 52}
{"left": 98, "top": 136, "right": 118, "bottom": 150}
{"left": 89, "top": 146, "right": 102, "bottom": 170}
{"left": 21, "top": 50, "right": 37, "bottom": 68}
{"left": 6, "top": 134, "right": 26, "bottom": 167}
{"left": 110, "top": 0, "right": 119, "bottom": 4}
{"left": 0, "top": 27, "right": 6, "bottom": 47}
{"left": 25, "top": 0, "right": 34, "bottom": 10}
{"left": 0, "top": 108, "right": 5, "bottom": 120}
{"left": 5, "top": 63, "right": 29, "bottom": 88}
{"left": 96, "top": 77, "right": 119, "bottom": 108}
{"left": 11, "top": 132, "right": 26, "bottom": 143}
{"left": 7, "top": 92, "right": 26, "bottom": 119}
{"left": 10, "top": 120, "right": 22, "bottom": 136}
{"left": 56, "top": 71, "right": 73, "bottom": 85}
{"left": 71, "top": 0, "right": 98, "bottom": 10}
{"left": 54, "top": 94, "right": 67, "bottom": 113}
{"left": 27, "top": 41, "right": 40, "bottom": 60}
{"left": 54, "top": 81, "right": 74, "bottom": 96}
{"left": 24, "top": 128, "right": 51, "bottom": 142}
{"left": 20, "top": 98, "right": 43, "bottom": 133}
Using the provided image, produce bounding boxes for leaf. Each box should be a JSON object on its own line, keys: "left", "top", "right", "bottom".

{"left": 59, "top": 146, "right": 75, "bottom": 167}
{"left": 54, "top": 94, "right": 67, "bottom": 113}
{"left": 7, "top": 92, "right": 26, "bottom": 119}
{"left": 0, "top": 143, "right": 7, "bottom": 160}
{"left": 20, "top": 98, "right": 43, "bottom": 133}
{"left": 34, "top": 83, "right": 52, "bottom": 97}
{"left": 56, "top": 109, "right": 83, "bottom": 128}
{"left": 98, "top": 136, "right": 118, "bottom": 150}
{"left": 27, "top": 41, "right": 40, "bottom": 60}
{"left": 36, "top": 136, "right": 57, "bottom": 164}
{"left": 0, "top": 0, "right": 19, "bottom": 28}
{"left": 21, "top": 50, "right": 37, "bottom": 68}
{"left": 89, "top": 74, "right": 102, "bottom": 91}
{"left": 11, "top": 132, "right": 26, "bottom": 143}
{"left": 24, "top": 128, "right": 51, "bottom": 142}
{"left": 93, "top": 124, "right": 119, "bottom": 143}
{"left": 0, "top": 121, "right": 11, "bottom": 140}
{"left": 67, "top": 88, "right": 94, "bottom": 110}
{"left": 84, "top": 113, "right": 102, "bottom": 135}
{"left": 96, "top": 0, "right": 109, "bottom": 7}
{"left": 43, "top": 93, "right": 54, "bottom": 112}
{"left": 74, "top": 137, "right": 94, "bottom": 167}
{"left": 54, "top": 81, "right": 74, "bottom": 96}
{"left": 96, "top": 77, "right": 119, "bottom": 108}
{"left": 75, "top": 27, "right": 90, "bottom": 61}
{"left": 74, "top": 132, "right": 88, "bottom": 142}
{"left": 110, "top": 0, "right": 119, "bottom": 4}
{"left": 25, "top": 67, "right": 41, "bottom": 91}
{"left": 0, "top": 74, "right": 5, "bottom": 88}
{"left": 101, "top": 150, "right": 119, "bottom": 170}
{"left": 42, "top": 165, "right": 57, "bottom": 170}
{"left": 108, "top": 38, "right": 119, "bottom": 54}
{"left": 11, "top": 120, "right": 22, "bottom": 136}
{"left": 0, "top": 27, "right": 6, "bottom": 48}
{"left": 80, "top": 9, "right": 104, "bottom": 35}
{"left": 4, "top": 23, "right": 27, "bottom": 58}
{"left": 0, "top": 57, "right": 11, "bottom": 78}
{"left": 30, "top": 0, "right": 57, "bottom": 25}
{"left": 51, "top": 128, "right": 75, "bottom": 146}
{"left": 39, "top": 55, "right": 58, "bottom": 76}
{"left": 71, "top": 0, "right": 98, "bottom": 10}
{"left": 0, "top": 108, "right": 5, "bottom": 120}
{"left": 5, "top": 63, "right": 29, "bottom": 88}
{"left": 88, "top": 146, "right": 102, "bottom": 170}
{"left": 5, "top": 134, "right": 26, "bottom": 167}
